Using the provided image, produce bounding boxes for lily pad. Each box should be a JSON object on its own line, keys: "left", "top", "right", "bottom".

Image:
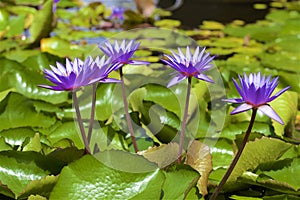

{"left": 50, "top": 155, "right": 164, "bottom": 200}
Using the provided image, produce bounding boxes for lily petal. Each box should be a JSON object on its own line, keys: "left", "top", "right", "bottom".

{"left": 230, "top": 103, "right": 253, "bottom": 115}
{"left": 258, "top": 104, "right": 284, "bottom": 125}
{"left": 167, "top": 74, "right": 186, "bottom": 87}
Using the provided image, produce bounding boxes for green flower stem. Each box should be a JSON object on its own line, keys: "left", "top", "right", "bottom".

{"left": 72, "top": 91, "right": 91, "bottom": 154}
{"left": 119, "top": 68, "right": 139, "bottom": 153}
{"left": 87, "top": 83, "right": 97, "bottom": 144}
{"left": 178, "top": 77, "right": 192, "bottom": 163}
{"left": 209, "top": 108, "right": 258, "bottom": 200}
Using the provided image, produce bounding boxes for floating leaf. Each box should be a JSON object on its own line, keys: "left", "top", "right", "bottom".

{"left": 262, "top": 158, "right": 300, "bottom": 191}
{"left": 269, "top": 90, "right": 298, "bottom": 137}
{"left": 162, "top": 165, "right": 199, "bottom": 200}
{"left": 47, "top": 121, "right": 83, "bottom": 149}
{"left": 154, "top": 19, "right": 181, "bottom": 28}
{"left": 50, "top": 155, "right": 164, "bottom": 200}
{"left": 185, "top": 140, "right": 212, "bottom": 196}
{"left": 259, "top": 52, "right": 300, "bottom": 73}
{"left": 23, "top": 133, "right": 42, "bottom": 152}
{"left": 230, "top": 195, "right": 262, "bottom": 200}
{"left": 0, "top": 58, "right": 68, "bottom": 104}
{"left": 40, "top": 37, "right": 86, "bottom": 59}
{"left": 0, "top": 154, "right": 49, "bottom": 198}
{"left": 205, "top": 138, "right": 233, "bottom": 169}
{"left": 6, "top": 14, "right": 25, "bottom": 37}
{"left": 28, "top": 194, "right": 47, "bottom": 200}
{"left": 200, "top": 20, "right": 225, "bottom": 30}
{"left": 0, "top": 137, "right": 12, "bottom": 151}
{"left": 28, "top": 0, "right": 53, "bottom": 44}
{"left": 138, "top": 142, "right": 180, "bottom": 168}
{"left": 226, "top": 137, "right": 291, "bottom": 186}
{"left": 18, "top": 175, "right": 58, "bottom": 199}
{"left": 3, "top": 49, "right": 40, "bottom": 63}
{"left": 0, "top": 93, "right": 56, "bottom": 131}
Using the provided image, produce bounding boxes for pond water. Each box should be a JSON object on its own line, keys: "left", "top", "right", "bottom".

{"left": 94, "top": 0, "right": 271, "bottom": 28}
{"left": 158, "top": 0, "right": 271, "bottom": 27}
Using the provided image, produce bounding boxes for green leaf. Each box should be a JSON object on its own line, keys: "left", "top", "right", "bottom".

{"left": 50, "top": 155, "right": 164, "bottom": 200}
{"left": 47, "top": 121, "right": 83, "bottom": 149}
{"left": 0, "top": 93, "right": 56, "bottom": 131}
{"left": 0, "top": 88, "right": 15, "bottom": 102}
{"left": 266, "top": 10, "right": 299, "bottom": 23}
{"left": 0, "top": 58, "right": 68, "bottom": 104}
{"left": 0, "top": 137, "right": 12, "bottom": 151}
{"left": 205, "top": 138, "right": 233, "bottom": 169}
{"left": 0, "top": 154, "right": 49, "bottom": 198}
{"left": 29, "top": 0, "right": 53, "bottom": 44}
{"left": 144, "top": 84, "right": 182, "bottom": 118}
{"left": 62, "top": 83, "right": 120, "bottom": 121}
{"left": 220, "top": 122, "right": 272, "bottom": 140}
{"left": 0, "top": 9, "right": 9, "bottom": 31}
{"left": 40, "top": 37, "right": 89, "bottom": 59}
{"left": 0, "top": 127, "right": 37, "bottom": 146}
{"left": 6, "top": 14, "right": 25, "bottom": 37}
{"left": 154, "top": 19, "right": 181, "bottom": 28}
{"left": 94, "top": 149, "right": 158, "bottom": 173}
{"left": 23, "top": 133, "right": 42, "bottom": 152}
{"left": 185, "top": 140, "right": 212, "bottom": 196}
{"left": 28, "top": 194, "right": 48, "bottom": 200}
{"left": 224, "top": 23, "right": 281, "bottom": 42}
{"left": 230, "top": 195, "right": 262, "bottom": 200}
{"left": 138, "top": 142, "right": 180, "bottom": 168}
{"left": 3, "top": 49, "right": 40, "bottom": 63}
{"left": 262, "top": 158, "right": 300, "bottom": 191}
{"left": 162, "top": 165, "right": 199, "bottom": 200}
{"left": 226, "top": 137, "right": 291, "bottom": 186}
{"left": 269, "top": 90, "right": 298, "bottom": 136}
{"left": 200, "top": 20, "right": 225, "bottom": 30}
{"left": 259, "top": 52, "right": 300, "bottom": 73}
{"left": 18, "top": 175, "right": 58, "bottom": 199}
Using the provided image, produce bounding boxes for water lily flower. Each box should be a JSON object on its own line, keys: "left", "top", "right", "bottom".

{"left": 161, "top": 46, "right": 215, "bottom": 87}
{"left": 39, "top": 56, "right": 120, "bottom": 91}
{"left": 53, "top": 0, "right": 60, "bottom": 13}
{"left": 98, "top": 39, "right": 150, "bottom": 68}
{"left": 109, "top": 7, "right": 125, "bottom": 22}
{"left": 224, "top": 72, "right": 291, "bottom": 124}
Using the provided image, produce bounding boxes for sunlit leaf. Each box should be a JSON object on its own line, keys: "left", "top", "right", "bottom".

{"left": 226, "top": 137, "right": 291, "bottom": 187}
{"left": 269, "top": 90, "right": 298, "bottom": 137}
{"left": 138, "top": 142, "right": 180, "bottom": 168}
{"left": 28, "top": 0, "right": 53, "bottom": 44}
{"left": 50, "top": 155, "right": 164, "bottom": 200}
{"left": 47, "top": 121, "right": 83, "bottom": 149}
{"left": 0, "top": 154, "right": 49, "bottom": 198}
{"left": 0, "top": 137, "right": 12, "bottom": 151}
{"left": 185, "top": 140, "right": 212, "bottom": 195}
{"left": 162, "top": 165, "right": 199, "bottom": 200}
{"left": 154, "top": 19, "right": 181, "bottom": 28}
{"left": 18, "top": 175, "right": 58, "bottom": 199}
{"left": 23, "top": 133, "right": 42, "bottom": 152}
{"left": 0, "top": 93, "right": 56, "bottom": 131}
{"left": 262, "top": 158, "right": 300, "bottom": 191}
{"left": 200, "top": 20, "right": 225, "bottom": 30}
{"left": 0, "top": 58, "right": 68, "bottom": 103}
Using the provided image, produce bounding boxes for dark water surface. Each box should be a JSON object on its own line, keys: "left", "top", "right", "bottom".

{"left": 158, "top": 0, "right": 270, "bottom": 27}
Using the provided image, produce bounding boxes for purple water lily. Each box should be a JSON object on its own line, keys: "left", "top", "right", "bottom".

{"left": 39, "top": 56, "right": 120, "bottom": 91}
{"left": 224, "top": 72, "right": 290, "bottom": 124}
{"left": 53, "top": 0, "right": 60, "bottom": 13}
{"left": 99, "top": 39, "right": 150, "bottom": 68}
{"left": 161, "top": 46, "right": 215, "bottom": 87}
{"left": 109, "top": 7, "right": 125, "bottom": 21}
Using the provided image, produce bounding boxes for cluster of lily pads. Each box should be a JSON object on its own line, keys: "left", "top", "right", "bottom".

{"left": 0, "top": 0, "right": 299, "bottom": 200}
